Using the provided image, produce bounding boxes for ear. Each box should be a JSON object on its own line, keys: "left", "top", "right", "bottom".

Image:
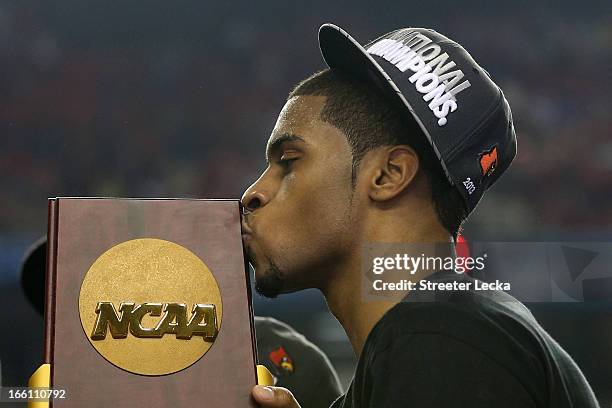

{"left": 366, "top": 145, "right": 420, "bottom": 202}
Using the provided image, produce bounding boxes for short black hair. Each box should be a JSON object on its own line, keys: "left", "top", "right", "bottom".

{"left": 288, "top": 69, "right": 467, "bottom": 238}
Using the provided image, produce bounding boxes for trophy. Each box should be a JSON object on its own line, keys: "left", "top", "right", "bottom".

{"left": 28, "top": 198, "right": 272, "bottom": 407}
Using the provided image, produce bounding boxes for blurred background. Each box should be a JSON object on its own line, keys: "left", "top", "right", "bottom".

{"left": 0, "top": 0, "right": 611, "bottom": 406}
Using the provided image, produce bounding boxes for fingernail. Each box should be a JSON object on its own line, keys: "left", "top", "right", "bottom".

{"left": 255, "top": 385, "right": 274, "bottom": 401}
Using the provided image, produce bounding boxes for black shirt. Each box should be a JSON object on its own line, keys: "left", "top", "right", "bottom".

{"left": 331, "top": 271, "right": 599, "bottom": 408}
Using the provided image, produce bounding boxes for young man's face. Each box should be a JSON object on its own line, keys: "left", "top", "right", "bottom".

{"left": 241, "top": 95, "right": 359, "bottom": 297}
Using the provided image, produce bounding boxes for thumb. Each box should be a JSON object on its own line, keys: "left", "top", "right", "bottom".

{"left": 252, "top": 385, "right": 301, "bottom": 408}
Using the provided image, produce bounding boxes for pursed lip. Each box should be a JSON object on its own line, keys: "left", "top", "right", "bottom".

{"left": 240, "top": 221, "right": 255, "bottom": 261}
{"left": 241, "top": 220, "right": 254, "bottom": 240}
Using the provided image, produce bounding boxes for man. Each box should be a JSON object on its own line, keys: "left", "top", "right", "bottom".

{"left": 245, "top": 24, "right": 599, "bottom": 407}
{"left": 20, "top": 238, "right": 343, "bottom": 408}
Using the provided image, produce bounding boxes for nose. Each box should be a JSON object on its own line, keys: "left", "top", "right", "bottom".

{"left": 240, "top": 186, "right": 269, "bottom": 214}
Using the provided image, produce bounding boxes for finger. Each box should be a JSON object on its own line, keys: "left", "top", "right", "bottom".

{"left": 252, "top": 385, "right": 300, "bottom": 407}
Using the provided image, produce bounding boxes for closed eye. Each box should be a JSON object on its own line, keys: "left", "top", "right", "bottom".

{"left": 279, "top": 157, "right": 298, "bottom": 164}
{"left": 278, "top": 157, "right": 298, "bottom": 168}
{"left": 277, "top": 154, "right": 299, "bottom": 172}
{"left": 279, "top": 150, "right": 300, "bottom": 162}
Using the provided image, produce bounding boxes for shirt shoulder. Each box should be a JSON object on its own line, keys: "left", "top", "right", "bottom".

{"left": 369, "top": 291, "right": 546, "bottom": 369}
{"left": 358, "top": 287, "right": 599, "bottom": 407}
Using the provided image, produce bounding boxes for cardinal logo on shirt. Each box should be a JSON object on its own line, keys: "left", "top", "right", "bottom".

{"left": 269, "top": 346, "right": 294, "bottom": 373}
{"left": 479, "top": 146, "right": 498, "bottom": 179}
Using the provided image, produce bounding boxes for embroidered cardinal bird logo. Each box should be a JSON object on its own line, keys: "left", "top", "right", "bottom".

{"left": 479, "top": 146, "right": 498, "bottom": 178}
{"left": 269, "top": 346, "right": 294, "bottom": 373}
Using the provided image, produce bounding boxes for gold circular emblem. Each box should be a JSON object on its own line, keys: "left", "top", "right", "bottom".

{"left": 79, "top": 238, "right": 222, "bottom": 376}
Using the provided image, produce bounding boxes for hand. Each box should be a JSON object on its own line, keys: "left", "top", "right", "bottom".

{"left": 252, "top": 385, "right": 301, "bottom": 408}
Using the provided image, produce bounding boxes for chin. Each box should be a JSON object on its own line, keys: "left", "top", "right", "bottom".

{"left": 254, "top": 275, "right": 283, "bottom": 298}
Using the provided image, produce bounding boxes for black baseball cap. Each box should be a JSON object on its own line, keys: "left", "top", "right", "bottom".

{"left": 318, "top": 24, "right": 517, "bottom": 214}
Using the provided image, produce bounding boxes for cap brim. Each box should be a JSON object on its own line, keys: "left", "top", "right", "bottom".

{"left": 318, "top": 24, "right": 452, "bottom": 182}
{"left": 319, "top": 24, "right": 403, "bottom": 99}
{"left": 20, "top": 236, "right": 47, "bottom": 315}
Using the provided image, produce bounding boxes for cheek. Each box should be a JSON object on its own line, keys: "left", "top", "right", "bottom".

{"left": 266, "top": 164, "right": 354, "bottom": 256}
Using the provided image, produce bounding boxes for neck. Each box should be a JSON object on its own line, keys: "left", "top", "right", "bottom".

{"left": 321, "top": 270, "right": 397, "bottom": 355}
{"left": 320, "top": 215, "right": 452, "bottom": 356}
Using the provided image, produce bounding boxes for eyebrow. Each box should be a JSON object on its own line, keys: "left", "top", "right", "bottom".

{"left": 265, "top": 133, "right": 306, "bottom": 164}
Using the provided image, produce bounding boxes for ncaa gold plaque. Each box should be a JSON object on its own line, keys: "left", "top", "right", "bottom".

{"left": 42, "top": 198, "right": 258, "bottom": 407}
{"left": 78, "top": 238, "right": 223, "bottom": 376}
